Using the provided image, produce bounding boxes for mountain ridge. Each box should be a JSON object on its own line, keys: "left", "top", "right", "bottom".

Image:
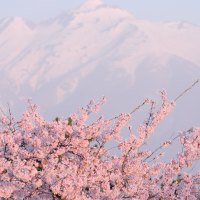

{"left": 0, "top": 1, "right": 199, "bottom": 126}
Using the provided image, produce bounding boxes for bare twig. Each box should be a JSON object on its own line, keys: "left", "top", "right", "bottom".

{"left": 109, "top": 99, "right": 148, "bottom": 121}
{"left": 174, "top": 79, "right": 199, "bottom": 102}
{"left": 130, "top": 99, "right": 148, "bottom": 115}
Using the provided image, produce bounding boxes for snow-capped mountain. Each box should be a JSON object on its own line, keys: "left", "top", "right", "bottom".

{"left": 0, "top": 0, "right": 199, "bottom": 134}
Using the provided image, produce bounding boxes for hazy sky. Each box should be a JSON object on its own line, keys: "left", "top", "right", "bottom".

{"left": 0, "top": 0, "right": 200, "bottom": 25}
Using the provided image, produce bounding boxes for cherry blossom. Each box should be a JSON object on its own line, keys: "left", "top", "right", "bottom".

{"left": 0, "top": 91, "right": 199, "bottom": 199}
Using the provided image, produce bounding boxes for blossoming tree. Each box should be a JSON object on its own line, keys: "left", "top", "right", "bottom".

{"left": 0, "top": 81, "right": 199, "bottom": 199}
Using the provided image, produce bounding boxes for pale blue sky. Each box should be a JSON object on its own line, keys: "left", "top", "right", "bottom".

{"left": 0, "top": 0, "right": 200, "bottom": 25}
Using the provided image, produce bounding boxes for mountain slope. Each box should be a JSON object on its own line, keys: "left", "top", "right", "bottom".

{"left": 0, "top": 0, "right": 199, "bottom": 129}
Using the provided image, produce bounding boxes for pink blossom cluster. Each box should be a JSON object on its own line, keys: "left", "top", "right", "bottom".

{"left": 0, "top": 94, "right": 199, "bottom": 199}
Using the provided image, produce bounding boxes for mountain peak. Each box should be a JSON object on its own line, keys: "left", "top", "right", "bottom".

{"left": 0, "top": 16, "right": 23, "bottom": 26}
{"left": 0, "top": 16, "right": 35, "bottom": 31}
{"left": 78, "top": 0, "right": 104, "bottom": 11}
{"left": 11, "top": 16, "right": 24, "bottom": 23}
